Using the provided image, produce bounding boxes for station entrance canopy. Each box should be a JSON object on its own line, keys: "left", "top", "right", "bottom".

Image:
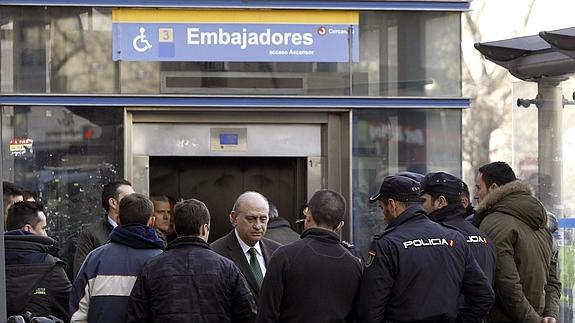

{"left": 475, "top": 27, "right": 575, "bottom": 81}
{"left": 475, "top": 27, "right": 575, "bottom": 220}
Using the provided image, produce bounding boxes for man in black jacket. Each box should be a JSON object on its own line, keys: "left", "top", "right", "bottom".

{"left": 356, "top": 175, "right": 494, "bottom": 322}
{"left": 5, "top": 201, "right": 71, "bottom": 321}
{"left": 419, "top": 172, "right": 496, "bottom": 284}
{"left": 257, "top": 189, "right": 362, "bottom": 323}
{"left": 73, "top": 180, "right": 135, "bottom": 276}
{"left": 128, "top": 198, "right": 256, "bottom": 323}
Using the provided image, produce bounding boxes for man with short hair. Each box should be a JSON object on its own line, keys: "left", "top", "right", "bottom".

{"left": 211, "top": 191, "right": 282, "bottom": 301}
{"left": 70, "top": 193, "right": 164, "bottom": 323}
{"left": 461, "top": 181, "right": 475, "bottom": 220}
{"left": 150, "top": 195, "right": 176, "bottom": 243}
{"left": 419, "top": 172, "right": 496, "bottom": 284}
{"left": 73, "top": 180, "right": 135, "bottom": 276}
{"left": 474, "top": 161, "right": 561, "bottom": 323}
{"left": 5, "top": 201, "right": 71, "bottom": 321}
{"left": 356, "top": 174, "right": 494, "bottom": 322}
{"left": 257, "top": 189, "right": 362, "bottom": 322}
{"left": 128, "top": 199, "right": 256, "bottom": 322}
{"left": 264, "top": 201, "right": 299, "bottom": 245}
{"left": 3, "top": 181, "right": 24, "bottom": 227}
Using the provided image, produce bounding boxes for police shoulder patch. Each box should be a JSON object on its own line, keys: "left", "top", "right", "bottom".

{"left": 365, "top": 251, "right": 376, "bottom": 268}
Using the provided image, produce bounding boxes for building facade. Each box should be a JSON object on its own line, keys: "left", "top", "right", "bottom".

{"left": 0, "top": 1, "right": 469, "bottom": 269}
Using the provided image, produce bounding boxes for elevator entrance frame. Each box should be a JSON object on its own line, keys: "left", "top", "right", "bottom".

{"left": 124, "top": 108, "right": 352, "bottom": 240}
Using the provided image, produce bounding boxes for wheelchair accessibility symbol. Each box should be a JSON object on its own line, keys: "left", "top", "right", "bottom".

{"left": 133, "top": 27, "right": 153, "bottom": 52}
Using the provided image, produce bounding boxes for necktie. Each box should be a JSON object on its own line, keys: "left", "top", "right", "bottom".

{"left": 248, "top": 247, "right": 264, "bottom": 287}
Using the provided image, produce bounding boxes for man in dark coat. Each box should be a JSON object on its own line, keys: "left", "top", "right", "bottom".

{"left": 5, "top": 201, "right": 71, "bottom": 321}
{"left": 128, "top": 199, "right": 256, "bottom": 323}
{"left": 257, "top": 189, "right": 362, "bottom": 323}
{"left": 211, "top": 191, "right": 282, "bottom": 301}
{"left": 356, "top": 175, "right": 494, "bottom": 322}
{"left": 419, "top": 172, "right": 496, "bottom": 284}
{"left": 73, "top": 180, "right": 135, "bottom": 276}
{"left": 474, "top": 162, "right": 560, "bottom": 323}
{"left": 70, "top": 193, "right": 164, "bottom": 323}
{"left": 264, "top": 201, "right": 299, "bottom": 245}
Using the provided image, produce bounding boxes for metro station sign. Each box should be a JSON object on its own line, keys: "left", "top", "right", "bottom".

{"left": 112, "top": 9, "right": 359, "bottom": 62}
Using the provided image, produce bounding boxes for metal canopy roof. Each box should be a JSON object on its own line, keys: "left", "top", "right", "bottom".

{"left": 475, "top": 27, "right": 575, "bottom": 81}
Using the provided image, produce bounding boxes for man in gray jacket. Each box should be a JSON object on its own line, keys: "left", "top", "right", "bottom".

{"left": 264, "top": 201, "right": 299, "bottom": 245}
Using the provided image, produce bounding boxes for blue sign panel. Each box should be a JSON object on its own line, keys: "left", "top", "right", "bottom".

{"left": 112, "top": 9, "right": 359, "bottom": 62}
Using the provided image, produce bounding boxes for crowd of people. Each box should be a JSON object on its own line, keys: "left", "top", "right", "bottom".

{"left": 2, "top": 161, "right": 561, "bottom": 322}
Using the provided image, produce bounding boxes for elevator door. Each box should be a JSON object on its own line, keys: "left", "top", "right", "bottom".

{"left": 150, "top": 156, "right": 306, "bottom": 242}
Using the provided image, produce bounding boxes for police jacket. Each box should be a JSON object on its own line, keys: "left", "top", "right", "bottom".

{"left": 127, "top": 236, "right": 257, "bottom": 323}
{"left": 257, "top": 228, "right": 362, "bottom": 323}
{"left": 427, "top": 203, "right": 496, "bottom": 284}
{"left": 356, "top": 205, "right": 494, "bottom": 323}
{"left": 73, "top": 215, "right": 113, "bottom": 276}
{"left": 475, "top": 180, "right": 561, "bottom": 323}
{"left": 70, "top": 224, "right": 164, "bottom": 323}
{"left": 5, "top": 230, "right": 72, "bottom": 321}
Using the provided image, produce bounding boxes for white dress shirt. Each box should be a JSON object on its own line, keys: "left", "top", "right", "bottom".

{"left": 235, "top": 229, "right": 267, "bottom": 276}
{"left": 107, "top": 215, "right": 118, "bottom": 229}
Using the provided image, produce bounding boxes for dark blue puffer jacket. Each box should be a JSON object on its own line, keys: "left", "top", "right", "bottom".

{"left": 69, "top": 224, "right": 164, "bottom": 323}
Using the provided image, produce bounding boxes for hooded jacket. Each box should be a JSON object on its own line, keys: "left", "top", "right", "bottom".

{"left": 475, "top": 180, "right": 561, "bottom": 323}
{"left": 73, "top": 215, "right": 113, "bottom": 276}
{"left": 5, "top": 230, "right": 72, "bottom": 321}
{"left": 69, "top": 224, "right": 164, "bottom": 323}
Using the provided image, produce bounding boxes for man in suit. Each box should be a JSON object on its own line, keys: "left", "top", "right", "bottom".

{"left": 211, "top": 191, "right": 282, "bottom": 301}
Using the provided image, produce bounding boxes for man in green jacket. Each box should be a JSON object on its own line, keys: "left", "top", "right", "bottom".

{"left": 474, "top": 162, "right": 561, "bottom": 323}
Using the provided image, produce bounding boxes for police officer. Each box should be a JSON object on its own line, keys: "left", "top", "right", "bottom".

{"left": 419, "top": 172, "right": 496, "bottom": 284}
{"left": 356, "top": 175, "right": 494, "bottom": 323}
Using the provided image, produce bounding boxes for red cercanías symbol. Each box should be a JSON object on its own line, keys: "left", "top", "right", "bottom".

{"left": 317, "top": 26, "right": 327, "bottom": 36}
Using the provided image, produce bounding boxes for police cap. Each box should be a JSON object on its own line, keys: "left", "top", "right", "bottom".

{"left": 396, "top": 171, "right": 425, "bottom": 183}
{"left": 369, "top": 175, "right": 421, "bottom": 203}
{"left": 419, "top": 172, "right": 463, "bottom": 198}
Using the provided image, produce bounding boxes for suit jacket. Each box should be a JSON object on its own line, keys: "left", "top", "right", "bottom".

{"left": 211, "top": 230, "right": 281, "bottom": 301}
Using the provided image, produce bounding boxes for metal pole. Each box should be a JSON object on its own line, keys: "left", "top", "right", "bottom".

{"left": 537, "top": 80, "right": 563, "bottom": 217}
{"left": 0, "top": 106, "right": 6, "bottom": 321}
{"left": 348, "top": 25, "right": 353, "bottom": 96}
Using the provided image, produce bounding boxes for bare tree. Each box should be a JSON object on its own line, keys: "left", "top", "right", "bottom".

{"left": 462, "top": 0, "right": 536, "bottom": 184}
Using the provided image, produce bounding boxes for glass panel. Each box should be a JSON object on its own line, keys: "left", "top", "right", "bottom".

{"left": 0, "top": 7, "right": 117, "bottom": 93}
{"left": 512, "top": 80, "right": 575, "bottom": 321}
{"left": 1, "top": 7, "right": 460, "bottom": 96}
{"left": 1, "top": 105, "right": 124, "bottom": 278}
{"left": 352, "top": 108, "right": 462, "bottom": 255}
{"left": 355, "top": 11, "right": 461, "bottom": 96}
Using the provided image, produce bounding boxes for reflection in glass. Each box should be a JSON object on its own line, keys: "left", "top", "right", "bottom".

{"left": 2, "top": 106, "right": 124, "bottom": 279}
{"left": 1, "top": 7, "right": 460, "bottom": 96}
{"left": 352, "top": 108, "right": 461, "bottom": 256}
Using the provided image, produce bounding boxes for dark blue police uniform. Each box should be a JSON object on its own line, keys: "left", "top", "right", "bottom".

{"left": 419, "top": 172, "right": 497, "bottom": 284}
{"left": 427, "top": 203, "right": 496, "bottom": 284}
{"left": 356, "top": 205, "right": 494, "bottom": 323}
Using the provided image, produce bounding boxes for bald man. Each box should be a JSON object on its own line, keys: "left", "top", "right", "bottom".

{"left": 211, "top": 191, "right": 282, "bottom": 302}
